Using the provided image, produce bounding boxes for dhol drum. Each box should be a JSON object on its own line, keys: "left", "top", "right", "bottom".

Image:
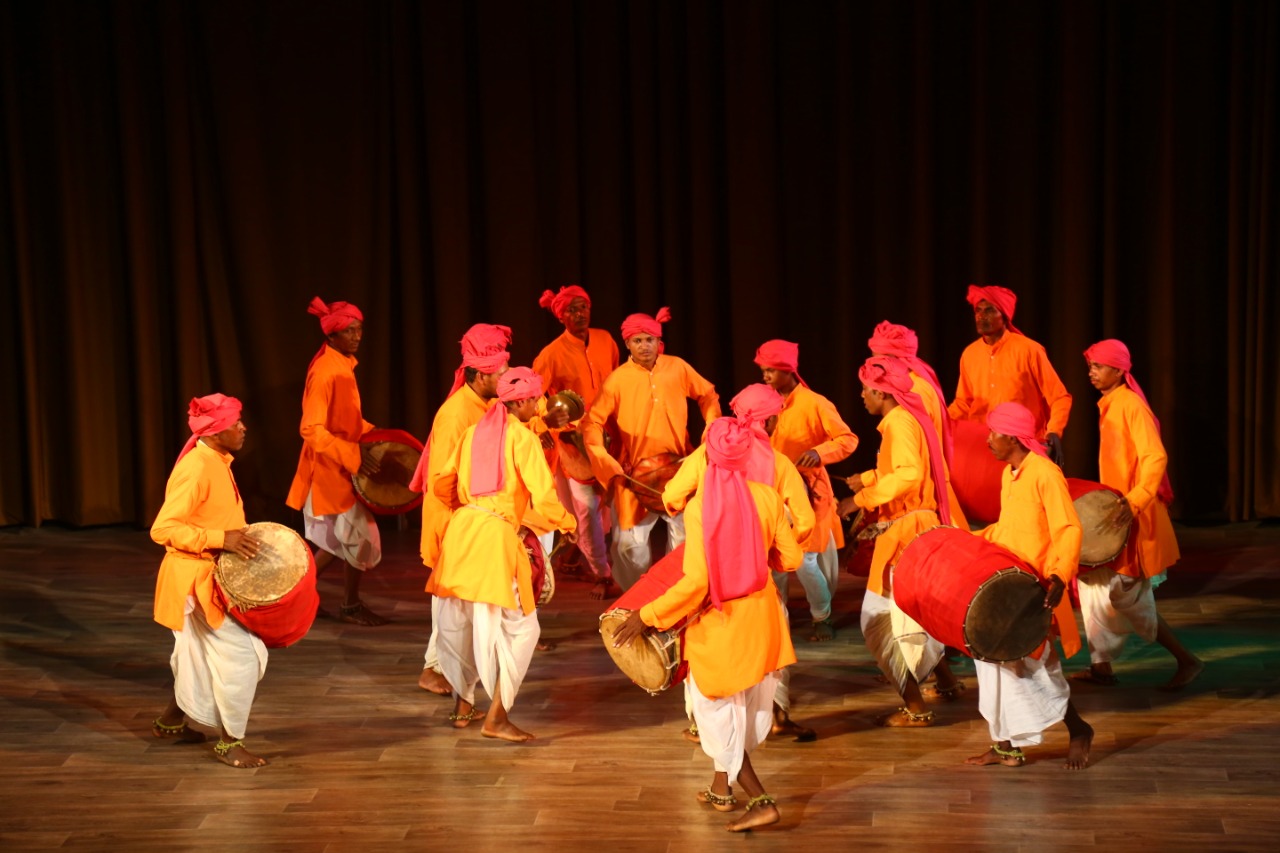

{"left": 892, "top": 525, "right": 1050, "bottom": 662}
{"left": 599, "top": 544, "right": 691, "bottom": 694}
{"left": 627, "top": 453, "right": 684, "bottom": 514}
{"left": 353, "top": 428, "right": 425, "bottom": 515}
{"left": 520, "top": 526, "right": 556, "bottom": 608}
{"left": 950, "top": 418, "right": 1005, "bottom": 525}
{"left": 842, "top": 508, "right": 890, "bottom": 578}
{"left": 1068, "top": 478, "right": 1131, "bottom": 568}
{"left": 214, "top": 521, "right": 319, "bottom": 648}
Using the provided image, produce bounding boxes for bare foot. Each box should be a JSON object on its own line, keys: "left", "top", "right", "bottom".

{"left": 696, "top": 787, "right": 737, "bottom": 812}
{"left": 213, "top": 740, "right": 267, "bottom": 769}
{"left": 682, "top": 726, "right": 701, "bottom": 744}
{"left": 875, "top": 707, "right": 935, "bottom": 728}
{"left": 809, "top": 618, "right": 835, "bottom": 642}
{"left": 482, "top": 719, "right": 536, "bottom": 743}
{"left": 1065, "top": 727, "right": 1094, "bottom": 770}
{"left": 771, "top": 712, "right": 817, "bottom": 742}
{"left": 1071, "top": 666, "right": 1119, "bottom": 686}
{"left": 338, "top": 600, "right": 390, "bottom": 626}
{"left": 1160, "top": 657, "right": 1204, "bottom": 691}
{"left": 536, "top": 640, "right": 556, "bottom": 652}
{"left": 964, "top": 747, "right": 1024, "bottom": 767}
{"left": 152, "top": 716, "right": 206, "bottom": 743}
{"left": 922, "top": 681, "right": 966, "bottom": 702}
{"left": 726, "top": 800, "right": 780, "bottom": 832}
{"left": 589, "top": 578, "right": 618, "bottom": 600}
{"left": 449, "top": 701, "right": 486, "bottom": 729}
{"left": 418, "top": 668, "right": 452, "bottom": 696}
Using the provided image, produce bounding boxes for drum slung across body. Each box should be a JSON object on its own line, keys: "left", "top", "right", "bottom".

{"left": 599, "top": 609, "right": 682, "bottom": 695}
{"left": 1068, "top": 478, "right": 1131, "bottom": 568}
{"left": 215, "top": 521, "right": 310, "bottom": 609}
{"left": 353, "top": 428, "right": 424, "bottom": 515}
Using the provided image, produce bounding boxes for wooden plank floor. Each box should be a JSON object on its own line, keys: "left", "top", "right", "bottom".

{"left": 2, "top": 521, "right": 1279, "bottom": 852}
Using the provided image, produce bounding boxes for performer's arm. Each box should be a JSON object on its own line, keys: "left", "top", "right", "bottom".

{"left": 150, "top": 464, "right": 224, "bottom": 553}
{"left": 299, "top": 372, "right": 362, "bottom": 475}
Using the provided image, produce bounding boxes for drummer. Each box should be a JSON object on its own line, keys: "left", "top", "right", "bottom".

{"left": 150, "top": 394, "right": 269, "bottom": 769}
{"left": 581, "top": 307, "right": 721, "bottom": 591}
{"left": 533, "top": 285, "right": 620, "bottom": 599}
{"left": 754, "top": 340, "right": 858, "bottom": 642}
{"left": 426, "top": 367, "right": 577, "bottom": 742}
{"left": 966, "top": 402, "right": 1094, "bottom": 770}
{"left": 842, "top": 357, "right": 963, "bottom": 727}
{"left": 948, "top": 285, "right": 1072, "bottom": 465}
{"left": 612, "top": 416, "right": 803, "bottom": 832}
{"left": 285, "top": 297, "right": 387, "bottom": 626}
{"left": 1074, "top": 340, "right": 1202, "bottom": 690}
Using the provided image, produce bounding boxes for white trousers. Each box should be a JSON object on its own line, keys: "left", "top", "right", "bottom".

{"left": 1077, "top": 569, "right": 1161, "bottom": 664}
{"left": 974, "top": 642, "right": 1070, "bottom": 748}
{"left": 555, "top": 473, "right": 612, "bottom": 578}
{"left": 773, "top": 533, "right": 839, "bottom": 622}
{"left": 688, "top": 670, "right": 779, "bottom": 786}
{"left": 435, "top": 592, "right": 540, "bottom": 710}
{"left": 860, "top": 588, "right": 944, "bottom": 695}
{"left": 303, "top": 493, "right": 382, "bottom": 570}
{"left": 611, "top": 511, "right": 686, "bottom": 592}
{"left": 171, "top": 596, "right": 268, "bottom": 740}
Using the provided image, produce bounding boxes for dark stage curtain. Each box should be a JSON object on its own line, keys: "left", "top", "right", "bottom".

{"left": 1, "top": 0, "right": 1276, "bottom": 528}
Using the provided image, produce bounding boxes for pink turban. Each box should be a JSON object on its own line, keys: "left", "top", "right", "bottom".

{"left": 469, "top": 366, "right": 545, "bottom": 497}
{"left": 448, "top": 323, "right": 513, "bottom": 396}
{"left": 966, "top": 285, "right": 1022, "bottom": 335}
{"left": 986, "top": 402, "right": 1048, "bottom": 459}
{"left": 308, "top": 296, "right": 363, "bottom": 335}
{"left": 858, "top": 357, "right": 953, "bottom": 525}
{"left": 1084, "top": 339, "right": 1173, "bottom": 505}
{"left": 176, "top": 393, "right": 242, "bottom": 463}
{"left": 753, "top": 339, "right": 808, "bottom": 388}
{"left": 620, "top": 306, "right": 671, "bottom": 341}
{"left": 728, "top": 383, "right": 783, "bottom": 485}
{"left": 538, "top": 285, "right": 591, "bottom": 321}
{"left": 867, "top": 320, "right": 952, "bottom": 462}
{"left": 702, "top": 417, "right": 769, "bottom": 610}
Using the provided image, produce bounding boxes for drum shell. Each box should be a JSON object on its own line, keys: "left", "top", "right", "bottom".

{"left": 1067, "top": 478, "right": 1131, "bottom": 568}
{"left": 627, "top": 453, "right": 683, "bottom": 515}
{"left": 599, "top": 544, "right": 691, "bottom": 692}
{"left": 950, "top": 419, "right": 1005, "bottom": 524}
{"left": 893, "top": 526, "right": 1050, "bottom": 662}
{"left": 214, "top": 522, "right": 320, "bottom": 649}
{"left": 353, "top": 428, "right": 425, "bottom": 516}
{"left": 521, "top": 527, "right": 555, "bottom": 608}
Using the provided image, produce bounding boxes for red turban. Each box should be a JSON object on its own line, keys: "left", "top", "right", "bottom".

{"left": 620, "top": 306, "right": 670, "bottom": 341}
{"left": 1084, "top": 339, "right": 1174, "bottom": 505}
{"left": 867, "top": 320, "right": 952, "bottom": 463}
{"left": 448, "top": 323, "right": 513, "bottom": 396}
{"left": 987, "top": 402, "right": 1048, "bottom": 459}
{"left": 469, "top": 366, "right": 544, "bottom": 497}
{"left": 728, "top": 383, "right": 783, "bottom": 485}
{"left": 308, "top": 296, "right": 363, "bottom": 335}
{"left": 753, "top": 339, "right": 808, "bottom": 388}
{"left": 966, "top": 285, "right": 1022, "bottom": 335}
{"left": 176, "top": 393, "right": 242, "bottom": 463}
{"left": 858, "top": 357, "right": 953, "bottom": 525}
{"left": 538, "top": 285, "right": 591, "bottom": 321}
{"left": 702, "top": 418, "right": 769, "bottom": 610}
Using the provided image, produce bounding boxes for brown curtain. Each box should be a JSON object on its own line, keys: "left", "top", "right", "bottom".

{"left": 1, "top": 0, "right": 1276, "bottom": 528}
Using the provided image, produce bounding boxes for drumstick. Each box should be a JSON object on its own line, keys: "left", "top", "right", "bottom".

{"left": 620, "top": 472, "right": 666, "bottom": 497}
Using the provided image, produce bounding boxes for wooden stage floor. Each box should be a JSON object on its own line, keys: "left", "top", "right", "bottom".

{"left": 2, "top": 521, "right": 1279, "bottom": 852}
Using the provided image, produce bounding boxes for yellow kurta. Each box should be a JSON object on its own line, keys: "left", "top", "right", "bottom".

{"left": 419, "top": 383, "right": 495, "bottom": 570}
{"left": 425, "top": 414, "right": 576, "bottom": 615}
{"left": 770, "top": 384, "right": 858, "bottom": 551}
{"left": 1097, "top": 385, "right": 1180, "bottom": 579}
{"left": 286, "top": 345, "right": 374, "bottom": 515}
{"left": 979, "top": 452, "right": 1083, "bottom": 657}
{"left": 948, "top": 331, "right": 1072, "bottom": 440}
{"left": 151, "top": 442, "right": 246, "bottom": 631}
{"left": 852, "top": 406, "right": 942, "bottom": 596}
{"left": 639, "top": 483, "right": 804, "bottom": 699}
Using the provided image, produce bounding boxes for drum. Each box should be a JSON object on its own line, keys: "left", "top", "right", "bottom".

{"left": 1068, "top": 478, "right": 1131, "bottom": 568}
{"left": 214, "top": 521, "right": 319, "bottom": 648}
{"left": 352, "top": 428, "right": 425, "bottom": 516}
{"left": 598, "top": 544, "right": 690, "bottom": 694}
{"left": 556, "top": 430, "right": 596, "bottom": 483}
{"left": 627, "top": 453, "right": 683, "bottom": 514}
{"left": 892, "top": 525, "right": 1050, "bottom": 662}
{"left": 520, "top": 526, "right": 555, "bottom": 608}
{"left": 842, "top": 508, "right": 889, "bottom": 578}
{"left": 950, "top": 418, "right": 1005, "bottom": 525}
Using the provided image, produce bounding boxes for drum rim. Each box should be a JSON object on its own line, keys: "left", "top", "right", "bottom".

{"left": 599, "top": 609, "right": 681, "bottom": 694}
{"left": 351, "top": 433, "right": 425, "bottom": 515}
{"left": 961, "top": 567, "right": 1052, "bottom": 662}
{"left": 214, "top": 521, "right": 310, "bottom": 609}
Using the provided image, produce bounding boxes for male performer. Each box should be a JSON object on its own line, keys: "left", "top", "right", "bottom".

{"left": 150, "top": 394, "right": 268, "bottom": 768}
{"left": 614, "top": 416, "right": 803, "bottom": 832}
{"left": 755, "top": 339, "right": 858, "bottom": 641}
{"left": 844, "top": 358, "right": 962, "bottom": 727}
{"left": 533, "top": 285, "right": 620, "bottom": 598}
{"left": 966, "top": 402, "right": 1093, "bottom": 770}
{"left": 426, "top": 367, "right": 577, "bottom": 742}
{"left": 286, "top": 297, "right": 386, "bottom": 625}
{"left": 948, "top": 285, "right": 1072, "bottom": 464}
{"left": 582, "top": 307, "right": 720, "bottom": 591}
{"left": 413, "top": 323, "right": 512, "bottom": 696}
{"left": 1075, "top": 339, "right": 1202, "bottom": 689}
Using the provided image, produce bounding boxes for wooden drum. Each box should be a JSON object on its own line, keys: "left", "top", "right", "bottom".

{"left": 214, "top": 521, "right": 319, "bottom": 648}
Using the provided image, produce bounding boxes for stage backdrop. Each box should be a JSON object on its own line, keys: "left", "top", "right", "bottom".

{"left": 2, "top": 0, "right": 1276, "bottom": 528}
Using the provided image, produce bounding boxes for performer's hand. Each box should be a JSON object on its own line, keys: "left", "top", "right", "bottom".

{"left": 539, "top": 431, "right": 555, "bottom": 450}
{"left": 562, "top": 529, "right": 578, "bottom": 545}
{"left": 844, "top": 474, "right": 866, "bottom": 495}
{"left": 543, "top": 407, "right": 570, "bottom": 429}
{"left": 838, "top": 496, "right": 860, "bottom": 520}
{"left": 1046, "top": 432, "right": 1065, "bottom": 468}
{"left": 1044, "top": 575, "right": 1066, "bottom": 610}
{"left": 1111, "top": 498, "right": 1134, "bottom": 530}
{"left": 796, "top": 449, "right": 822, "bottom": 468}
{"left": 358, "top": 445, "right": 382, "bottom": 477}
{"left": 223, "top": 529, "right": 262, "bottom": 560}
{"left": 611, "top": 609, "right": 649, "bottom": 648}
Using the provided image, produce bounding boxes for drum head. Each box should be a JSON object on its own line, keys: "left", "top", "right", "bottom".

{"left": 353, "top": 429, "right": 424, "bottom": 515}
{"left": 215, "top": 522, "right": 309, "bottom": 608}
{"left": 1075, "top": 488, "right": 1130, "bottom": 566}
{"left": 599, "top": 610, "right": 677, "bottom": 694}
{"left": 963, "top": 568, "right": 1052, "bottom": 662}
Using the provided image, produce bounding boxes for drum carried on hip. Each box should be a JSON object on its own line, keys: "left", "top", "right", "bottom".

{"left": 892, "top": 525, "right": 1050, "bottom": 662}
{"left": 214, "top": 521, "right": 319, "bottom": 648}
{"left": 1067, "top": 478, "right": 1131, "bottom": 568}
{"left": 599, "top": 544, "right": 691, "bottom": 694}
{"left": 626, "top": 453, "right": 684, "bottom": 515}
{"left": 353, "top": 428, "right": 425, "bottom": 515}
{"left": 949, "top": 418, "right": 1005, "bottom": 525}
{"left": 520, "top": 526, "right": 556, "bottom": 608}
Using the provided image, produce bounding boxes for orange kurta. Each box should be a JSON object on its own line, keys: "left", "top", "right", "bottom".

{"left": 852, "top": 406, "right": 942, "bottom": 596}
{"left": 582, "top": 354, "right": 721, "bottom": 529}
{"left": 769, "top": 384, "right": 858, "bottom": 552}
{"left": 1097, "top": 385, "right": 1180, "bottom": 579}
{"left": 425, "top": 413, "right": 576, "bottom": 614}
{"left": 911, "top": 372, "right": 968, "bottom": 530}
{"left": 978, "top": 452, "right": 1083, "bottom": 657}
{"left": 948, "top": 331, "right": 1072, "bottom": 440}
{"left": 639, "top": 483, "right": 804, "bottom": 699}
{"left": 419, "top": 383, "right": 495, "bottom": 569}
{"left": 151, "top": 442, "right": 246, "bottom": 632}
{"left": 286, "top": 345, "right": 374, "bottom": 515}
{"left": 533, "top": 328, "right": 620, "bottom": 477}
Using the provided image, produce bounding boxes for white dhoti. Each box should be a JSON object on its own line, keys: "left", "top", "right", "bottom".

{"left": 611, "top": 511, "right": 685, "bottom": 591}
{"left": 1077, "top": 568, "right": 1161, "bottom": 664}
{"left": 435, "top": 590, "right": 540, "bottom": 710}
{"left": 555, "top": 473, "right": 612, "bottom": 578}
{"left": 860, "top": 588, "right": 944, "bottom": 695}
{"left": 774, "top": 533, "right": 839, "bottom": 622}
{"left": 303, "top": 493, "right": 382, "bottom": 570}
{"left": 688, "top": 670, "right": 779, "bottom": 786}
{"left": 171, "top": 596, "right": 268, "bottom": 740}
{"left": 974, "top": 641, "right": 1070, "bottom": 748}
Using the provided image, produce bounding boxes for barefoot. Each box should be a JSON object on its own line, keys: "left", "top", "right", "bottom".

{"left": 482, "top": 719, "right": 536, "bottom": 743}
{"left": 1065, "top": 727, "right": 1094, "bottom": 770}
{"left": 875, "top": 707, "right": 935, "bottom": 728}
{"left": 338, "top": 600, "right": 390, "bottom": 626}
{"left": 535, "top": 640, "right": 557, "bottom": 652}
{"left": 964, "top": 746, "right": 1024, "bottom": 767}
{"left": 152, "top": 716, "right": 206, "bottom": 743}
{"left": 213, "top": 740, "right": 268, "bottom": 769}
{"left": 448, "top": 703, "right": 486, "bottom": 729}
{"left": 1160, "top": 657, "right": 1204, "bottom": 691}
{"left": 1071, "top": 666, "right": 1119, "bottom": 686}
{"left": 771, "top": 713, "right": 817, "bottom": 742}
{"left": 682, "top": 727, "right": 701, "bottom": 744}
{"left": 418, "top": 668, "right": 453, "bottom": 696}
{"left": 589, "top": 578, "right": 618, "bottom": 600}
{"left": 808, "top": 618, "right": 835, "bottom": 642}
{"left": 696, "top": 787, "right": 737, "bottom": 812}
{"left": 921, "top": 681, "right": 966, "bottom": 702}
{"left": 726, "top": 800, "right": 780, "bottom": 832}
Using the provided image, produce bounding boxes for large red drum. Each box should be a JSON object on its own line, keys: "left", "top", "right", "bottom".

{"left": 950, "top": 418, "right": 1005, "bottom": 525}
{"left": 599, "top": 544, "right": 691, "bottom": 693}
{"left": 1066, "top": 478, "right": 1131, "bottom": 568}
{"left": 893, "top": 526, "right": 1050, "bottom": 662}
{"left": 214, "top": 522, "right": 319, "bottom": 648}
